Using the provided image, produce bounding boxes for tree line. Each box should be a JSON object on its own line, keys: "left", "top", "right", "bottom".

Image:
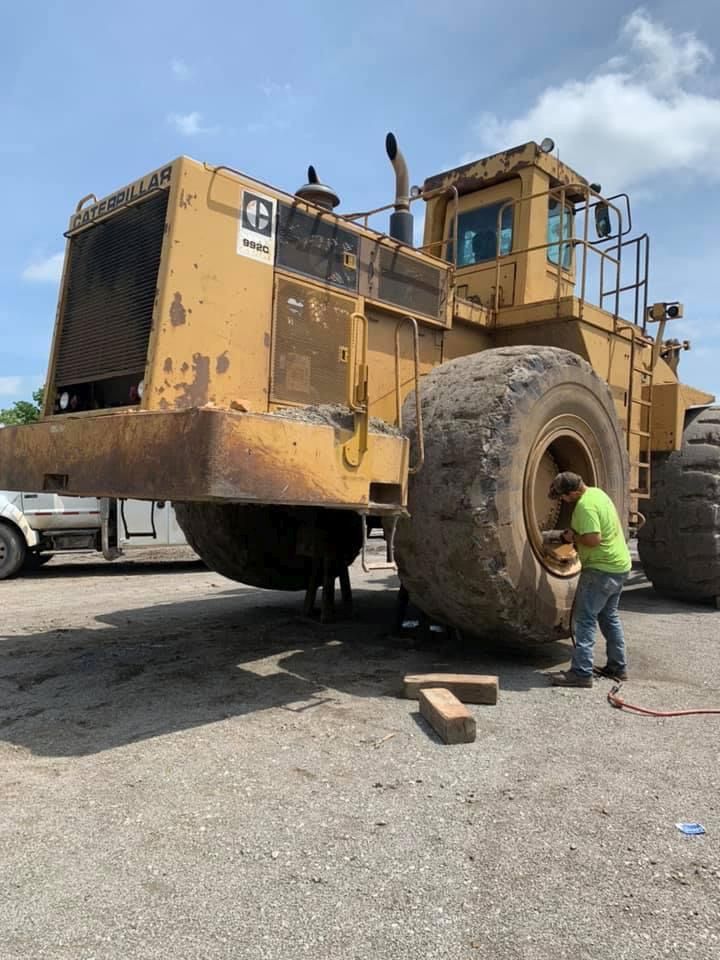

{"left": 0, "top": 387, "right": 44, "bottom": 426}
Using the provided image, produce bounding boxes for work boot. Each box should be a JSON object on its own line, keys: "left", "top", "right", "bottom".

{"left": 549, "top": 670, "right": 593, "bottom": 688}
{"left": 593, "top": 664, "right": 629, "bottom": 682}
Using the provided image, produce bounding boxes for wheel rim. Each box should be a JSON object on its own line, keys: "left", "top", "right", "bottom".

{"left": 524, "top": 415, "right": 599, "bottom": 578}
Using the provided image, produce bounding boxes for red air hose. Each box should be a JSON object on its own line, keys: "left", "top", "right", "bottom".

{"left": 608, "top": 685, "right": 720, "bottom": 717}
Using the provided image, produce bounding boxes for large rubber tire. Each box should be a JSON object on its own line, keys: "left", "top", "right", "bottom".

{"left": 638, "top": 405, "right": 720, "bottom": 603}
{"left": 173, "top": 503, "right": 362, "bottom": 591}
{"left": 0, "top": 523, "right": 27, "bottom": 580}
{"left": 394, "top": 346, "right": 629, "bottom": 645}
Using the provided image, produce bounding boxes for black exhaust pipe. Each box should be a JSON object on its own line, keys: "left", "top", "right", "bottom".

{"left": 385, "top": 132, "right": 414, "bottom": 246}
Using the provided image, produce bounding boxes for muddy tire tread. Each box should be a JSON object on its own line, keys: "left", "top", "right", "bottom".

{"left": 394, "top": 346, "right": 628, "bottom": 644}
{"left": 638, "top": 405, "right": 720, "bottom": 601}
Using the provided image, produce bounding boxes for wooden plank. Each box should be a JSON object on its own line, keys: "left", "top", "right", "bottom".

{"left": 419, "top": 688, "right": 476, "bottom": 744}
{"left": 403, "top": 673, "right": 498, "bottom": 705}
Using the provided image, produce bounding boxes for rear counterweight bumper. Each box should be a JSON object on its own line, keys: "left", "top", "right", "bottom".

{"left": 0, "top": 408, "right": 408, "bottom": 511}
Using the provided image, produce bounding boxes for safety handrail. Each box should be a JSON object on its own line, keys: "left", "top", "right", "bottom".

{"left": 491, "top": 184, "right": 631, "bottom": 323}
{"left": 347, "top": 311, "right": 369, "bottom": 413}
{"left": 343, "top": 310, "right": 370, "bottom": 468}
{"left": 600, "top": 233, "right": 650, "bottom": 331}
{"left": 394, "top": 316, "right": 425, "bottom": 475}
{"left": 343, "top": 184, "right": 460, "bottom": 271}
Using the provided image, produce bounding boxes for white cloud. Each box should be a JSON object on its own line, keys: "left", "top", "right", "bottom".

{"left": 0, "top": 377, "right": 22, "bottom": 396}
{"left": 22, "top": 252, "right": 63, "bottom": 283}
{"left": 168, "top": 111, "right": 214, "bottom": 136}
{"left": 171, "top": 58, "right": 191, "bottom": 77}
{"left": 622, "top": 10, "right": 711, "bottom": 92}
{"left": 474, "top": 9, "right": 720, "bottom": 190}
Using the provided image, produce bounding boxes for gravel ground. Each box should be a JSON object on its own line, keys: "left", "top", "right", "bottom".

{"left": 1, "top": 548, "right": 719, "bottom": 959}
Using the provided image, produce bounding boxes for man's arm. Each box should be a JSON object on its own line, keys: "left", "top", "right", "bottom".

{"left": 564, "top": 499, "right": 603, "bottom": 548}
{"left": 561, "top": 530, "right": 602, "bottom": 547}
{"left": 576, "top": 531, "right": 601, "bottom": 547}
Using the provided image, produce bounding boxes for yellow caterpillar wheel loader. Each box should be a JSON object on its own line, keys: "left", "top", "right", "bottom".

{"left": 1, "top": 133, "right": 717, "bottom": 641}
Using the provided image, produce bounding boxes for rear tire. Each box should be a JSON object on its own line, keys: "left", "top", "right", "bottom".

{"left": 0, "top": 523, "right": 27, "bottom": 580}
{"left": 638, "top": 405, "right": 720, "bottom": 602}
{"left": 173, "top": 502, "right": 362, "bottom": 591}
{"left": 394, "top": 346, "right": 629, "bottom": 645}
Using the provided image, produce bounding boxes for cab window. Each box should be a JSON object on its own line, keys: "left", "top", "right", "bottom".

{"left": 449, "top": 201, "right": 513, "bottom": 267}
{"left": 547, "top": 199, "right": 573, "bottom": 269}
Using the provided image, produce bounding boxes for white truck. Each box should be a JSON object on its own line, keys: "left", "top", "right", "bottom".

{"left": 0, "top": 491, "right": 189, "bottom": 579}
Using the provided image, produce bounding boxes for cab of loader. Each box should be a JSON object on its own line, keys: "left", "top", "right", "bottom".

{"left": 421, "top": 139, "right": 644, "bottom": 324}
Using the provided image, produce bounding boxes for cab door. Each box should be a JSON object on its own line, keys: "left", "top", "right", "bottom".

{"left": 445, "top": 179, "right": 521, "bottom": 309}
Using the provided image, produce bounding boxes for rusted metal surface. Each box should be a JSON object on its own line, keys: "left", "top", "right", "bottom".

{"left": 169, "top": 292, "right": 187, "bottom": 326}
{"left": 171, "top": 354, "right": 211, "bottom": 409}
{"left": 423, "top": 142, "right": 588, "bottom": 197}
{"left": 0, "top": 410, "right": 409, "bottom": 510}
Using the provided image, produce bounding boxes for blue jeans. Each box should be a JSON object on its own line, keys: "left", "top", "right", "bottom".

{"left": 571, "top": 568, "right": 629, "bottom": 678}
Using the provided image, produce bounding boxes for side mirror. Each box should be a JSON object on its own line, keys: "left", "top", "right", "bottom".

{"left": 594, "top": 202, "right": 614, "bottom": 239}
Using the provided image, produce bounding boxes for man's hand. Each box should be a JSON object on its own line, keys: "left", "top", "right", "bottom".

{"left": 561, "top": 529, "right": 575, "bottom": 544}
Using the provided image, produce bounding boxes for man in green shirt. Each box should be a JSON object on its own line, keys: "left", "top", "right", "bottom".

{"left": 547, "top": 471, "right": 632, "bottom": 688}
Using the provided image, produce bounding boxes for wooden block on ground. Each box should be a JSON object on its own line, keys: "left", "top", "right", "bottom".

{"left": 403, "top": 673, "right": 498, "bottom": 705}
{"left": 419, "top": 687, "right": 476, "bottom": 744}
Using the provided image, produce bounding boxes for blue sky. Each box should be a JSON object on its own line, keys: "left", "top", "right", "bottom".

{"left": 2, "top": 0, "right": 719, "bottom": 405}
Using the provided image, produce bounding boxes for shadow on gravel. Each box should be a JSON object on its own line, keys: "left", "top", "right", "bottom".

{"left": 621, "top": 563, "right": 718, "bottom": 615}
{"left": 19, "top": 559, "right": 207, "bottom": 580}
{"left": 620, "top": 585, "right": 718, "bottom": 615}
{"left": 0, "top": 581, "right": 571, "bottom": 757}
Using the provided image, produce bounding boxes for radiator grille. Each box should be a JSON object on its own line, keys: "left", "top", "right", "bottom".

{"left": 55, "top": 190, "right": 169, "bottom": 386}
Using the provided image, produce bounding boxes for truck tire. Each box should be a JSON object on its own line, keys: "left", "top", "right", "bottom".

{"left": 173, "top": 503, "right": 362, "bottom": 591}
{"left": 394, "top": 346, "right": 629, "bottom": 645}
{"left": 638, "top": 405, "right": 720, "bottom": 602}
{"left": 0, "top": 522, "right": 27, "bottom": 580}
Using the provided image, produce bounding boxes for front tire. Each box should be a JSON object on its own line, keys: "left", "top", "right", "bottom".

{"left": 394, "top": 346, "right": 629, "bottom": 645}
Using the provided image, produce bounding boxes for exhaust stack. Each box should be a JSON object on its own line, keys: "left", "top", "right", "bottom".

{"left": 385, "top": 132, "right": 414, "bottom": 246}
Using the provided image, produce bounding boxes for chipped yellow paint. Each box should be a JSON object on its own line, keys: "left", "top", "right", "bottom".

{"left": 145, "top": 158, "right": 275, "bottom": 414}
{"left": 4, "top": 140, "right": 715, "bottom": 517}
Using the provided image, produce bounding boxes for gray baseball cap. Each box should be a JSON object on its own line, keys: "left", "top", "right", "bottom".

{"left": 548, "top": 471, "right": 584, "bottom": 499}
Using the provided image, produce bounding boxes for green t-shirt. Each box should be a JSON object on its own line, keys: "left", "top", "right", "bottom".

{"left": 571, "top": 487, "right": 631, "bottom": 574}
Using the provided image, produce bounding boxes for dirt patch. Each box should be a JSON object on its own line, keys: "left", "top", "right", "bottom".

{"left": 269, "top": 402, "right": 403, "bottom": 436}
{"left": 0, "top": 550, "right": 718, "bottom": 959}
